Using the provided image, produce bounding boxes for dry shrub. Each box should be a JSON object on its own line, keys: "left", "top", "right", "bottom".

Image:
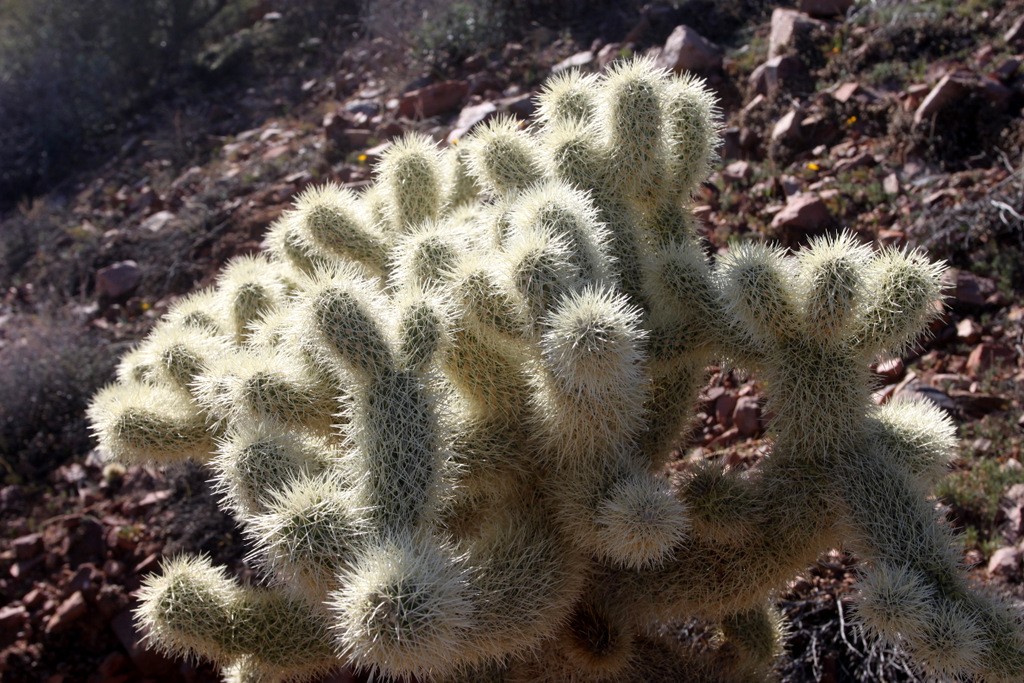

{"left": 0, "top": 310, "right": 119, "bottom": 480}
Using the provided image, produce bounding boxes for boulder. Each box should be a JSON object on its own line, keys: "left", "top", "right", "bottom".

{"left": 398, "top": 80, "right": 469, "bottom": 119}
{"left": 95, "top": 261, "right": 141, "bottom": 300}
{"left": 655, "top": 25, "right": 723, "bottom": 74}
{"left": 769, "top": 9, "right": 825, "bottom": 59}
{"left": 770, "top": 193, "right": 833, "bottom": 245}
{"left": 749, "top": 55, "right": 808, "bottom": 95}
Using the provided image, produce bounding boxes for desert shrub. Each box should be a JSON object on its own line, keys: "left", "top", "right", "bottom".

{"left": 0, "top": 310, "right": 119, "bottom": 480}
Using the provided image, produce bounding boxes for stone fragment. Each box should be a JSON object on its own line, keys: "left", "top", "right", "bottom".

{"left": 769, "top": 9, "right": 825, "bottom": 59}
{"left": 398, "top": 80, "right": 469, "bottom": 119}
{"left": 799, "top": 0, "right": 853, "bottom": 17}
{"left": 552, "top": 51, "right": 595, "bottom": 73}
{"left": 0, "top": 604, "right": 28, "bottom": 642}
{"left": 832, "top": 81, "right": 860, "bottom": 103}
{"left": 749, "top": 55, "right": 808, "bottom": 95}
{"left": 895, "top": 380, "right": 958, "bottom": 414}
{"left": 883, "top": 173, "right": 900, "bottom": 195}
{"left": 447, "top": 101, "right": 499, "bottom": 144}
{"left": 112, "top": 610, "right": 179, "bottom": 677}
{"left": 999, "top": 483, "right": 1024, "bottom": 543}
{"left": 46, "top": 592, "right": 87, "bottom": 634}
{"left": 771, "top": 108, "right": 803, "bottom": 142}
{"left": 874, "top": 357, "right": 905, "bottom": 382}
{"left": 733, "top": 396, "right": 762, "bottom": 437}
{"left": 655, "top": 25, "right": 723, "bottom": 74}
{"left": 948, "top": 269, "right": 998, "bottom": 307}
{"left": 140, "top": 210, "right": 176, "bottom": 233}
{"left": 95, "top": 261, "right": 141, "bottom": 300}
{"left": 914, "top": 73, "right": 972, "bottom": 125}
{"left": 722, "top": 160, "right": 753, "bottom": 184}
{"left": 956, "top": 318, "right": 983, "bottom": 344}
{"left": 988, "top": 545, "right": 1022, "bottom": 579}
{"left": 715, "top": 393, "right": 738, "bottom": 429}
{"left": 12, "top": 533, "right": 43, "bottom": 561}
{"left": 1005, "top": 15, "right": 1024, "bottom": 44}
{"left": 770, "top": 193, "right": 832, "bottom": 244}
{"left": 597, "top": 42, "right": 625, "bottom": 69}
{"left": 966, "top": 342, "right": 1016, "bottom": 377}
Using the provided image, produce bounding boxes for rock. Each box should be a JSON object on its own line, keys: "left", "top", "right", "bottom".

{"left": 947, "top": 269, "right": 998, "bottom": 307}
{"left": 655, "top": 25, "right": 722, "bottom": 74}
{"left": 597, "top": 42, "right": 625, "bottom": 69}
{"left": 799, "top": 0, "right": 854, "bottom": 18}
{"left": 875, "top": 357, "right": 905, "bottom": 382}
{"left": 883, "top": 173, "right": 900, "bottom": 195}
{"left": 833, "top": 152, "right": 875, "bottom": 173}
{"left": 832, "top": 81, "right": 860, "bottom": 103}
{"left": 344, "top": 99, "right": 379, "bottom": 117}
{"left": 399, "top": 80, "right": 469, "bottom": 119}
{"left": 499, "top": 93, "right": 536, "bottom": 120}
{"left": 914, "top": 72, "right": 972, "bottom": 125}
{"left": 1005, "top": 15, "right": 1024, "bottom": 44}
{"left": 12, "top": 533, "right": 43, "bottom": 561}
{"left": 112, "top": 609, "right": 179, "bottom": 678}
{"left": 749, "top": 55, "right": 808, "bottom": 95}
{"left": 552, "top": 50, "right": 595, "bottom": 73}
{"left": 722, "top": 160, "right": 753, "bottom": 184}
{"left": 895, "top": 380, "right": 958, "bottom": 414}
{"left": 715, "top": 393, "right": 738, "bottom": 428}
{"left": 769, "top": 9, "right": 825, "bottom": 59}
{"left": 139, "top": 210, "right": 176, "bottom": 233}
{"left": 956, "top": 318, "right": 983, "bottom": 343}
{"left": 447, "top": 101, "right": 499, "bottom": 144}
{"left": 966, "top": 342, "right": 1016, "bottom": 377}
{"left": 95, "top": 261, "right": 141, "bottom": 300}
{"left": 770, "top": 193, "right": 832, "bottom": 245}
{"left": 771, "top": 108, "right": 804, "bottom": 143}
{"left": 999, "top": 483, "right": 1024, "bottom": 542}
{"left": 949, "top": 389, "right": 1009, "bottom": 417}
{"left": 0, "top": 604, "right": 28, "bottom": 641}
{"left": 733, "top": 396, "right": 762, "bottom": 437}
{"left": 987, "top": 545, "right": 1022, "bottom": 579}
{"left": 46, "top": 592, "right": 87, "bottom": 634}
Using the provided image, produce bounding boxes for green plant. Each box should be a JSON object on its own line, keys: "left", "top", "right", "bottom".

{"left": 89, "top": 59, "right": 1024, "bottom": 682}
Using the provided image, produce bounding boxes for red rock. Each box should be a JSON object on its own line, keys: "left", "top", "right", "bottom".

{"left": 770, "top": 193, "right": 832, "bottom": 244}
{"left": 95, "top": 261, "right": 141, "bottom": 300}
{"left": 874, "top": 357, "right": 905, "bottom": 382}
{"left": 1003, "top": 483, "right": 1024, "bottom": 544}
{"left": 914, "top": 72, "right": 972, "bottom": 125}
{"left": 832, "top": 81, "right": 860, "bottom": 103}
{"left": 447, "top": 101, "right": 499, "bottom": 144}
{"left": 112, "top": 610, "right": 179, "bottom": 678}
{"left": 749, "top": 55, "right": 808, "bottom": 95}
{"left": 46, "top": 592, "right": 87, "bottom": 634}
{"left": 771, "top": 108, "right": 803, "bottom": 142}
{"left": 0, "top": 604, "right": 28, "bottom": 640}
{"left": 715, "top": 393, "right": 738, "bottom": 428}
{"left": 552, "top": 51, "right": 595, "bottom": 73}
{"left": 655, "top": 25, "right": 722, "bottom": 74}
{"left": 12, "top": 533, "right": 43, "bottom": 561}
{"left": 987, "top": 545, "right": 1022, "bottom": 579}
{"left": 947, "top": 269, "right": 998, "bottom": 307}
{"left": 956, "top": 318, "right": 983, "bottom": 343}
{"left": 966, "top": 342, "right": 1016, "bottom": 377}
{"left": 769, "top": 9, "right": 825, "bottom": 59}
{"left": 398, "top": 80, "right": 469, "bottom": 119}
{"left": 722, "top": 160, "right": 753, "bottom": 184}
{"left": 733, "top": 396, "right": 762, "bottom": 437}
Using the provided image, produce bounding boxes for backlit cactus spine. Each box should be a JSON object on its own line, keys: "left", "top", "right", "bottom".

{"left": 88, "top": 57, "right": 1024, "bottom": 683}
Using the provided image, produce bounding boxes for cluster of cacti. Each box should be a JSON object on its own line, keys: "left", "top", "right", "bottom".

{"left": 88, "top": 58, "right": 1024, "bottom": 682}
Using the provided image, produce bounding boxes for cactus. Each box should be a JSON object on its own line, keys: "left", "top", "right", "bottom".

{"left": 88, "top": 57, "right": 1024, "bottom": 683}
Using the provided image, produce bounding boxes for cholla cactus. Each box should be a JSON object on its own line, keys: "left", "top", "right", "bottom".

{"left": 88, "top": 58, "right": 1024, "bottom": 683}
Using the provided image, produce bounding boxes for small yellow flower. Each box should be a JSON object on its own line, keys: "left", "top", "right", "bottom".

{"left": 807, "top": 162, "right": 820, "bottom": 171}
{"left": 141, "top": 301, "right": 151, "bottom": 311}
{"left": 451, "top": 138, "right": 459, "bottom": 146}
{"left": 358, "top": 154, "right": 367, "bottom": 162}
{"left": 846, "top": 115, "right": 857, "bottom": 125}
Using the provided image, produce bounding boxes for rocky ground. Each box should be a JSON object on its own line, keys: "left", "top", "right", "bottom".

{"left": 2, "top": 0, "right": 1024, "bottom": 681}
